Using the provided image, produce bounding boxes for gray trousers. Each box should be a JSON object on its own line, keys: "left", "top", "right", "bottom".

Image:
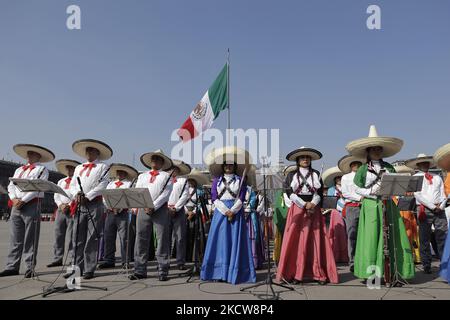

{"left": 52, "top": 208, "right": 74, "bottom": 262}
{"left": 418, "top": 208, "right": 448, "bottom": 268}
{"left": 344, "top": 205, "right": 360, "bottom": 266}
{"left": 6, "top": 201, "right": 40, "bottom": 271}
{"left": 103, "top": 210, "right": 132, "bottom": 264}
{"left": 71, "top": 200, "right": 105, "bottom": 274}
{"left": 169, "top": 208, "right": 187, "bottom": 265}
{"left": 134, "top": 205, "right": 170, "bottom": 276}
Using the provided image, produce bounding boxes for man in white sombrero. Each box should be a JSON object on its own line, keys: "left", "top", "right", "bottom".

{"left": 47, "top": 159, "right": 81, "bottom": 268}
{"left": 98, "top": 163, "right": 139, "bottom": 270}
{"left": 346, "top": 125, "right": 415, "bottom": 281}
{"left": 66, "top": 139, "right": 112, "bottom": 280}
{"left": 130, "top": 149, "right": 173, "bottom": 281}
{"left": 338, "top": 154, "right": 364, "bottom": 272}
{"left": 166, "top": 160, "right": 191, "bottom": 270}
{"left": 0, "top": 144, "right": 54, "bottom": 278}
{"left": 406, "top": 153, "right": 447, "bottom": 274}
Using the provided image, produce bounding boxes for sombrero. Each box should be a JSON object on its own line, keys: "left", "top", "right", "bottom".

{"left": 140, "top": 149, "right": 173, "bottom": 171}
{"left": 109, "top": 163, "right": 139, "bottom": 180}
{"left": 169, "top": 159, "right": 192, "bottom": 176}
{"left": 13, "top": 144, "right": 55, "bottom": 163}
{"left": 55, "top": 159, "right": 81, "bottom": 176}
{"left": 392, "top": 161, "right": 415, "bottom": 174}
{"left": 405, "top": 153, "right": 435, "bottom": 170}
{"left": 186, "top": 168, "right": 210, "bottom": 186}
{"left": 337, "top": 155, "right": 365, "bottom": 174}
{"left": 283, "top": 165, "right": 297, "bottom": 176}
{"left": 286, "top": 146, "right": 322, "bottom": 162}
{"left": 322, "top": 166, "right": 343, "bottom": 188}
{"left": 72, "top": 139, "right": 113, "bottom": 161}
{"left": 434, "top": 143, "right": 450, "bottom": 171}
{"left": 205, "top": 146, "right": 252, "bottom": 177}
{"left": 346, "top": 125, "right": 403, "bottom": 158}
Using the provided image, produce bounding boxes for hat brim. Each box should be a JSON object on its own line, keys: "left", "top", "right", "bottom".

{"left": 322, "top": 167, "right": 343, "bottom": 188}
{"left": 186, "top": 173, "right": 210, "bottom": 186}
{"left": 140, "top": 152, "right": 173, "bottom": 171}
{"left": 206, "top": 146, "right": 252, "bottom": 177}
{"left": 393, "top": 164, "right": 415, "bottom": 174}
{"left": 405, "top": 156, "right": 435, "bottom": 170}
{"left": 170, "top": 161, "right": 192, "bottom": 176}
{"left": 109, "top": 163, "right": 139, "bottom": 180}
{"left": 337, "top": 155, "right": 365, "bottom": 174}
{"left": 13, "top": 144, "right": 55, "bottom": 163}
{"left": 72, "top": 139, "right": 113, "bottom": 161}
{"left": 283, "top": 165, "right": 297, "bottom": 176}
{"left": 434, "top": 143, "right": 450, "bottom": 171}
{"left": 346, "top": 137, "right": 403, "bottom": 158}
{"left": 55, "top": 159, "right": 81, "bottom": 176}
{"left": 286, "top": 148, "right": 322, "bottom": 162}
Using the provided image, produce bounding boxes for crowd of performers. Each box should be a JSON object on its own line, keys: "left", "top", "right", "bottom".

{"left": 1, "top": 126, "right": 450, "bottom": 288}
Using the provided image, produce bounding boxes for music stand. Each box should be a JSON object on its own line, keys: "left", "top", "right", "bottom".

{"left": 102, "top": 188, "right": 154, "bottom": 277}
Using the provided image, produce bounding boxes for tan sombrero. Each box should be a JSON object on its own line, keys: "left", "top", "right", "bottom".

{"left": 13, "top": 144, "right": 55, "bottom": 163}
{"left": 205, "top": 146, "right": 252, "bottom": 177}
{"left": 322, "top": 166, "right": 343, "bottom": 188}
{"left": 168, "top": 159, "right": 192, "bottom": 176}
{"left": 55, "top": 159, "right": 81, "bottom": 176}
{"left": 186, "top": 168, "right": 210, "bottom": 186}
{"left": 109, "top": 163, "right": 139, "bottom": 180}
{"left": 392, "top": 161, "right": 415, "bottom": 174}
{"left": 72, "top": 139, "right": 113, "bottom": 161}
{"left": 434, "top": 143, "right": 450, "bottom": 171}
{"left": 286, "top": 146, "right": 322, "bottom": 162}
{"left": 283, "top": 165, "right": 297, "bottom": 176}
{"left": 337, "top": 155, "right": 365, "bottom": 174}
{"left": 140, "top": 149, "right": 173, "bottom": 171}
{"left": 405, "top": 153, "right": 435, "bottom": 170}
{"left": 346, "top": 125, "right": 403, "bottom": 159}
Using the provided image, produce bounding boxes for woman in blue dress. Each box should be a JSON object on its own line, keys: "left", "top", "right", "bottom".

{"left": 200, "top": 147, "right": 256, "bottom": 284}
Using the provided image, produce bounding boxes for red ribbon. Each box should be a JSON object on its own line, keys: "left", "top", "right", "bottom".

{"left": 424, "top": 172, "right": 433, "bottom": 185}
{"left": 64, "top": 177, "right": 72, "bottom": 189}
{"left": 19, "top": 164, "right": 36, "bottom": 178}
{"left": 342, "top": 202, "right": 360, "bottom": 218}
{"left": 80, "top": 163, "right": 96, "bottom": 177}
{"left": 115, "top": 181, "right": 124, "bottom": 188}
{"left": 149, "top": 170, "right": 159, "bottom": 183}
{"left": 418, "top": 204, "right": 427, "bottom": 222}
{"left": 172, "top": 177, "right": 177, "bottom": 184}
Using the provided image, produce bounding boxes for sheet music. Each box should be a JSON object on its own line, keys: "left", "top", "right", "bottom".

{"left": 101, "top": 188, "right": 154, "bottom": 210}
{"left": 9, "top": 178, "right": 69, "bottom": 197}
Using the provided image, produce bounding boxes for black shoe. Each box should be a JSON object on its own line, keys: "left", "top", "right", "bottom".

{"left": 159, "top": 274, "right": 168, "bottom": 281}
{"left": 291, "top": 279, "right": 301, "bottom": 285}
{"left": 97, "top": 262, "right": 115, "bottom": 269}
{"left": 24, "top": 270, "right": 36, "bottom": 279}
{"left": 317, "top": 280, "right": 327, "bottom": 285}
{"left": 349, "top": 265, "right": 354, "bottom": 273}
{"left": 83, "top": 272, "right": 94, "bottom": 280}
{"left": 47, "top": 260, "right": 63, "bottom": 268}
{"left": 177, "top": 264, "right": 187, "bottom": 271}
{"left": 424, "top": 266, "right": 432, "bottom": 274}
{"left": 0, "top": 269, "right": 19, "bottom": 277}
{"left": 129, "top": 273, "right": 147, "bottom": 280}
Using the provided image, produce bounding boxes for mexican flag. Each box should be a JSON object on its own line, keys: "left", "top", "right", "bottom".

{"left": 178, "top": 63, "right": 229, "bottom": 141}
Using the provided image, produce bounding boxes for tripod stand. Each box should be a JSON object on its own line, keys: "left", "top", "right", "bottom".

{"left": 240, "top": 162, "right": 293, "bottom": 300}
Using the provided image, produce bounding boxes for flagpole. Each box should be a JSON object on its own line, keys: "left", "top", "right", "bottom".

{"left": 227, "top": 48, "right": 231, "bottom": 144}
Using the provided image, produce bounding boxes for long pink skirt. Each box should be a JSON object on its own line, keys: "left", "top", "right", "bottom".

{"left": 275, "top": 204, "right": 339, "bottom": 283}
{"left": 328, "top": 210, "right": 349, "bottom": 264}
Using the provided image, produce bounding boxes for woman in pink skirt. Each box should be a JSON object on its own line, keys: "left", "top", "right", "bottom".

{"left": 276, "top": 147, "right": 339, "bottom": 285}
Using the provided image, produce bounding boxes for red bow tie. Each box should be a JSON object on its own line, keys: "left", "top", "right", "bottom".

{"left": 172, "top": 177, "right": 177, "bottom": 184}
{"left": 64, "top": 177, "right": 72, "bottom": 189}
{"left": 149, "top": 170, "right": 159, "bottom": 183}
{"left": 19, "top": 164, "right": 36, "bottom": 178}
{"left": 425, "top": 172, "right": 433, "bottom": 185}
{"left": 80, "top": 163, "right": 96, "bottom": 177}
{"left": 115, "top": 181, "right": 124, "bottom": 188}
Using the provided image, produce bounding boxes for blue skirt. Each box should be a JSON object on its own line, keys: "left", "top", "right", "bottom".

{"left": 200, "top": 199, "right": 256, "bottom": 284}
{"left": 439, "top": 233, "right": 450, "bottom": 283}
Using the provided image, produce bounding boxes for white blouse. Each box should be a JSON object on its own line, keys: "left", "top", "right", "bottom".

{"left": 214, "top": 174, "right": 243, "bottom": 216}
{"left": 289, "top": 167, "right": 321, "bottom": 208}
{"left": 355, "top": 160, "right": 383, "bottom": 199}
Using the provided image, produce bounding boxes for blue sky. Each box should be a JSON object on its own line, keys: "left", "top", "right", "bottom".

{"left": 0, "top": 0, "right": 449, "bottom": 171}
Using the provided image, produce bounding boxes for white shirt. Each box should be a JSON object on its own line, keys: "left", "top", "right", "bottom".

{"left": 103, "top": 179, "right": 132, "bottom": 209}
{"left": 8, "top": 162, "right": 49, "bottom": 203}
{"left": 283, "top": 193, "right": 292, "bottom": 208}
{"left": 54, "top": 176, "right": 73, "bottom": 206}
{"left": 135, "top": 169, "right": 173, "bottom": 211}
{"left": 341, "top": 171, "right": 362, "bottom": 203}
{"left": 413, "top": 171, "right": 447, "bottom": 210}
{"left": 69, "top": 160, "right": 110, "bottom": 201}
{"left": 213, "top": 174, "right": 243, "bottom": 216}
{"left": 289, "top": 167, "right": 321, "bottom": 208}
{"left": 355, "top": 160, "right": 383, "bottom": 200}
{"left": 168, "top": 177, "right": 189, "bottom": 211}
{"left": 257, "top": 194, "right": 272, "bottom": 217}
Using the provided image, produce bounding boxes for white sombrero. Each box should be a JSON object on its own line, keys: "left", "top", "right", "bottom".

{"left": 283, "top": 165, "right": 297, "bottom": 176}
{"left": 286, "top": 146, "right": 322, "bottom": 162}
{"left": 337, "top": 155, "right": 365, "bottom": 174}
{"left": 405, "top": 153, "right": 435, "bottom": 170}
{"left": 186, "top": 168, "right": 210, "bottom": 186}
{"left": 55, "top": 159, "right": 81, "bottom": 176}
{"left": 109, "top": 163, "right": 139, "bottom": 180}
{"left": 13, "top": 144, "right": 55, "bottom": 163}
{"left": 322, "top": 166, "right": 343, "bottom": 188}
{"left": 205, "top": 146, "right": 252, "bottom": 177}
{"left": 140, "top": 149, "right": 173, "bottom": 171}
{"left": 346, "top": 125, "right": 403, "bottom": 159}
{"left": 72, "top": 139, "right": 113, "bottom": 161}
{"left": 168, "top": 159, "right": 192, "bottom": 176}
{"left": 392, "top": 161, "right": 415, "bottom": 174}
{"left": 434, "top": 143, "right": 450, "bottom": 171}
